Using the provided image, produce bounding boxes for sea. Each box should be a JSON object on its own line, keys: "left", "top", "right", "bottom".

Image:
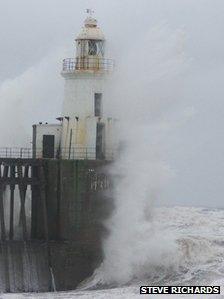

{"left": 1, "top": 206, "right": 224, "bottom": 298}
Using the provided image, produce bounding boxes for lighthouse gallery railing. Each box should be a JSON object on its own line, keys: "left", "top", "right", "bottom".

{"left": 62, "top": 57, "right": 114, "bottom": 72}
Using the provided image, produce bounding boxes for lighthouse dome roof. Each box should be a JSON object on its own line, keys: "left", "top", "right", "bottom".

{"left": 76, "top": 17, "right": 105, "bottom": 41}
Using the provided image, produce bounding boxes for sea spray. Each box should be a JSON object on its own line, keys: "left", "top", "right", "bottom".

{"left": 100, "top": 127, "right": 178, "bottom": 284}
{"left": 82, "top": 24, "right": 189, "bottom": 286}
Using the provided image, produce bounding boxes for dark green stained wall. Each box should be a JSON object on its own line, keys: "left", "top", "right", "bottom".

{"left": 29, "top": 159, "right": 113, "bottom": 291}
{"left": 33, "top": 159, "right": 112, "bottom": 243}
{"left": 44, "top": 160, "right": 60, "bottom": 240}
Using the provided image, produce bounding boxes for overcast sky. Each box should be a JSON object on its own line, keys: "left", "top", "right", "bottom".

{"left": 0, "top": 0, "right": 224, "bottom": 207}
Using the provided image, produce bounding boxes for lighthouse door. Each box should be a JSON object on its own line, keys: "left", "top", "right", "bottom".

{"left": 43, "top": 135, "right": 55, "bottom": 158}
{"left": 96, "top": 123, "right": 105, "bottom": 160}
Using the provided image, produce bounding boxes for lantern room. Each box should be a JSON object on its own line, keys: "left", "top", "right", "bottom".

{"left": 62, "top": 15, "right": 113, "bottom": 73}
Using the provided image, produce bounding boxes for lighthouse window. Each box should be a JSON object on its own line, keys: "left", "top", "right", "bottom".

{"left": 98, "top": 41, "right": 104, "bottom": 55}
{"left": 88, "top": 40, "right": 97, "bottom": 55}
{"left": 94, "top": 93, "right": 102, "bottom": 117}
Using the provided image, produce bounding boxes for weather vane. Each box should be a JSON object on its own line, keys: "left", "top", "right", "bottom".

{"left": 86, "top": 8, "right": 94, "bottom": 17}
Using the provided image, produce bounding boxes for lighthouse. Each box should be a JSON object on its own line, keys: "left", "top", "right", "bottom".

{"left": 32, "top": 12, "right": 114, "bottom": 160}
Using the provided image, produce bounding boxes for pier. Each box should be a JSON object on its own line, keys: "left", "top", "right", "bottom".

{"left": 0, "top": 158, "right": 112, "bottom": 292}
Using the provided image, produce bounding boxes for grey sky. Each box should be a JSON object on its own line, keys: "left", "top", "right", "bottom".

{"left": 0, "top": 0, "right": 224, "bottom": 207}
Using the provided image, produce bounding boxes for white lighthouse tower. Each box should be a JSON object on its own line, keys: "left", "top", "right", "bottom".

{"left": 32, "top": 12, "right": 114, "bottom": 160}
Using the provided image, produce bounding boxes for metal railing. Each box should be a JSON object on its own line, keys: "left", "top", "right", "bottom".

{"left": 62, "top": 57, "right": 114, "bottom": 73}
{"left": 0, "top": 147, "right": 114, "bottom": 160}
{"left": 60, "top": 147, "right": 113, "bottom": 160}
{"left": 0, "top": 147, "right": 33, "bottom": 159}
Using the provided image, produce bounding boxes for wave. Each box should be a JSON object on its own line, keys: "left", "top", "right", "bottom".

{"left": 78, "top": 207, "right": 224, "bottom": 290}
